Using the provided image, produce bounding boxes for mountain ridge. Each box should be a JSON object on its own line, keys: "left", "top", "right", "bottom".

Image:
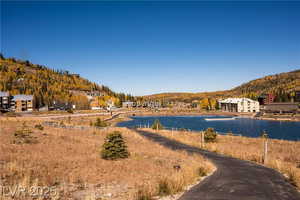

{"left": 144, "top": 69, "right": 300, "bottom": 102}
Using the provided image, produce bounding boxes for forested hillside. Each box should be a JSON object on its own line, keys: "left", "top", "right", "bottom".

{"left": 145, "top": 69, "right": 300, "bottom": 103}
{"left": 231, "top": 70, "right": 300, "bottom": 101}
{"left": 0, "top": 54, "right": 125, "bottom": 108}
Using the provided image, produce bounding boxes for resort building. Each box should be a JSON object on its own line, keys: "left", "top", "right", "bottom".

{"left": 122, "top": 101, "right": 135, "bottom": 108}
{"left": 258, "top": 93, "right": 275, "bottom": 105}
{"left": 107, "top": 99, "right": 114, "bottom": 108}
{"left": 296, "top": 91, "right": 300, "bottom": 102}
{"left": 171, "top": 101, "right": 192, "bottom": 109}
{"left": 263, "top": 103, "right": 298, "bottom": 114}
{"left": 89, "top": 99, "right": 101, "bottom": 110}
{"left": 145, "top": 101, "right": 161, "bottom": 109}
{"left": 90, "top": 106, "right": 102, "bottom": 110}
{"left": 11, "top": 95, "right": 34, "bottom": 112}
{"left": 0, "top": 91, "right": 11, "bottom": 112}
{"left": 219, "top": 98, "right": 260, "bottom": 113}
{"left": 49, "top": 100, "right": 73, "bottom": 111}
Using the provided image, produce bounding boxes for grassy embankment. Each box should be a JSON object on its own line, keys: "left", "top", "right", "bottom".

{"left": 0, "top": 117, "right": 214, "bottom": 200}
{"left": 142, "top": 128, "right": 300, "bottom": 189}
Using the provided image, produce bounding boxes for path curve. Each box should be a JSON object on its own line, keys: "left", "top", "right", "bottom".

{"left": 135, "top": 129, "right": 300, "bottom": 200}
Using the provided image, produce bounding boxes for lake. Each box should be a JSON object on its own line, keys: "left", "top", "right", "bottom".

{"left": 117, "top": 115, "right": 300, "bottom": 141}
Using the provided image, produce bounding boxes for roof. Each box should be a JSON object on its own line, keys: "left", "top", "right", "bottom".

{"left": 219, "top": 98, "right": 258, "bottom": 104}
{"left": 12, "top": 95, "right": 33, "bottom": 101}
{"left": 0, "top": 91, "right": 9, "bottom": 97}
{"left": 264, "top": 103, "right": 298, "bottom": 111}
{"left": 266, "top": 102, "right": 298, "bottom": 106}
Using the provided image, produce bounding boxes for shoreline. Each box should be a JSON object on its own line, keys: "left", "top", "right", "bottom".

{"left": 255, "top": 116, "right": 300, "bottom": 122}
{"left": 122, "top": 110, "right": 241, "bottom": 117}
{"left": 121, "top": 109, "right": 300, "bottom": 122}
{"left": 2, "top": 109, "right": 299, "bottom": 122}
{"left": 115, "top": 112, "right": 300, "bottom": 141}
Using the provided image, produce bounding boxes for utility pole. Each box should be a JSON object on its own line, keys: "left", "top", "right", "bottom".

{"left": 262, "top": 131, "right": 268, "bottom": 164}
{"left": 201, "top": 131, "right": 205, "bottom": 148}
{"left": 263, "top": 138, "right": 268, "bottom": 164}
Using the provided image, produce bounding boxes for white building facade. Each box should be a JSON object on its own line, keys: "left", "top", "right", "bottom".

{"left": 219, "top": 98, "right": 260, "bottom": 113}
{"left": 122, "top": 101, "right": 135, "bottom": 108}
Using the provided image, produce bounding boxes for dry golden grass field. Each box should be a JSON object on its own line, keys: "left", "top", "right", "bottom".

{"left": 142, "top": 128, "right": 300, "bottom": 189}
{"left": 0, "top": 117, "right": 213, "bottom": 200}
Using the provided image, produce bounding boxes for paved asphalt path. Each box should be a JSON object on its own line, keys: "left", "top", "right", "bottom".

{"left": 135, "top": 129, "right": 300, "bottom": 200}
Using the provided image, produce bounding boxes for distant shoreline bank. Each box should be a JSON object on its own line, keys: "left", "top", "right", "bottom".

{"left": 1, "top": 109, "right": 299, "bottom": 122}
{"left": 122, "top": 110, "right": 240, "bottom": 117}
{"left": 120, "top": 109, "right": 300, "bottom": 122}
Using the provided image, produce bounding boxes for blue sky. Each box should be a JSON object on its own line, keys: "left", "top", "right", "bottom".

{"left": 1, "top": 1, "right": 300, "bottom": 96}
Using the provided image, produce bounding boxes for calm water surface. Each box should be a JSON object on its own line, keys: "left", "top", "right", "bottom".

{"left": 117, "top": 115, "right": 300, "bottom": 141}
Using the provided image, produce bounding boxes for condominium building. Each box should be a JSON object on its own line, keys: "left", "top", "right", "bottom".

{"left": 122, "top": 101, "right": 135, "bottom": 108}
{"left": 258, "top": 93, "right": 275, "bottom": 105}
{"left": 11, "top": 95, "right": 34, "bottom": 112}
{"left": 219, "top": 98, "right": 260, "bottom": 113}
{"left": 296, "top": 91, "right": 300, "bottom": 102}
{"left": 0, "top": 91, "right": 11, "bottom": 112}
{"left": 264, "top": 103, "right": 298, "bottom": 114}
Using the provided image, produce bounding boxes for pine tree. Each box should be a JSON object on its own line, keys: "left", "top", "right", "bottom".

{"left": 204, "top": 127, "right": 217, "bottom": 142}
{"left": 151, "top": 119, "right": 164, "bottom": 130}
{"left": 101, "top": 131, "right": 129, "bottom": 160}
{"left": 94, "top": 118, "right": 107, "bottom": 127}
